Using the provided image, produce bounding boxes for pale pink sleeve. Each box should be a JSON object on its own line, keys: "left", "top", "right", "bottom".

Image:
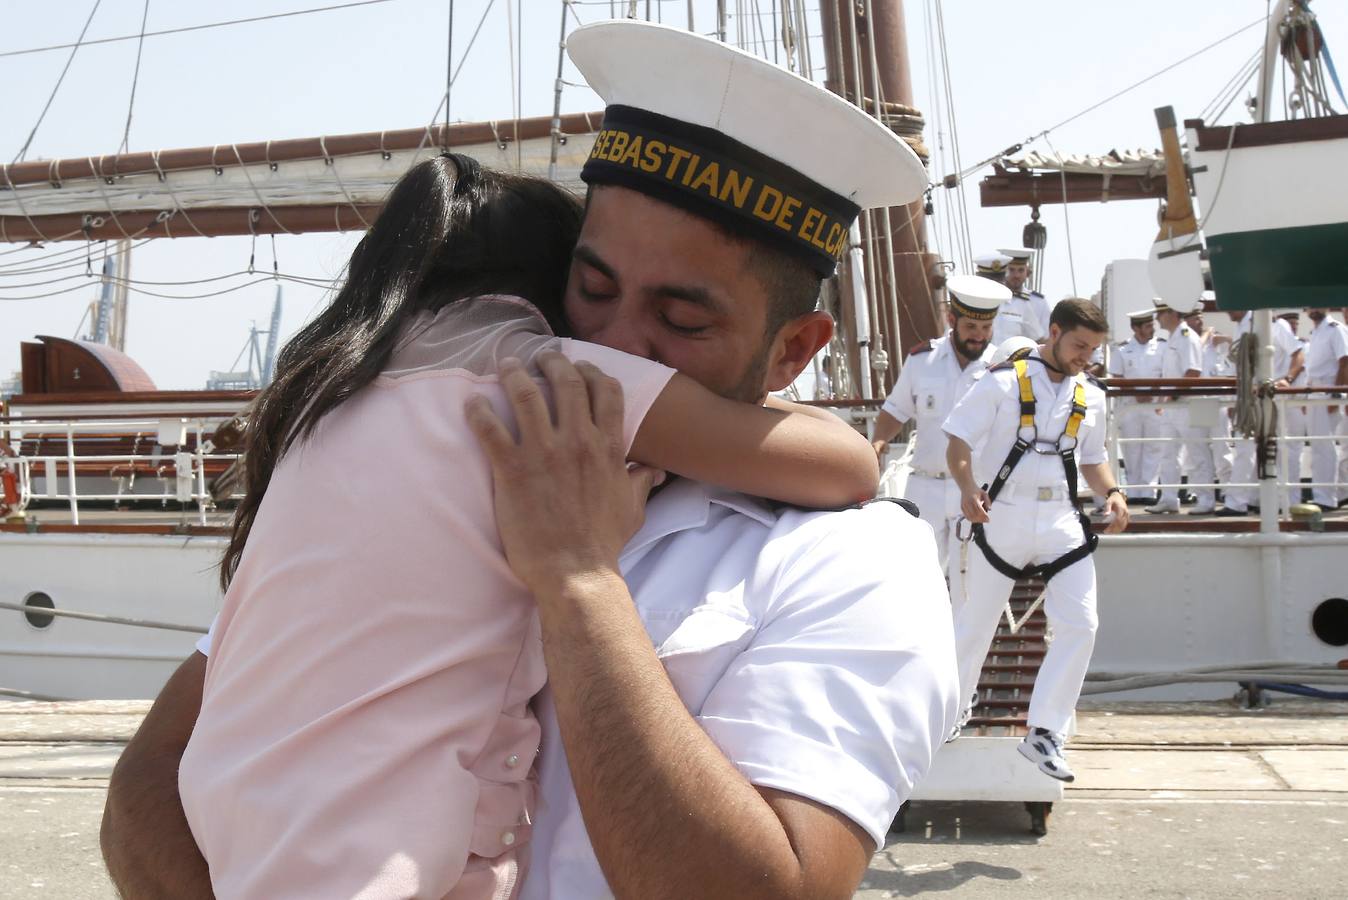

{"left": 559, "top": 339, "right": 677, "bottom": 453}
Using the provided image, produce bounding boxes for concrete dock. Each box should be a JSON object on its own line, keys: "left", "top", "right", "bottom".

{"left": 2, "top": 699, "right": 1344, "bottom": 898}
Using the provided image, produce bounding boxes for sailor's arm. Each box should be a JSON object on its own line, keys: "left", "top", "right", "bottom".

{"left": 870, "top": 409, "right": 906, "bottom": 456}
{"left": 1283, "top": 348, "right": 1305, "bottom": 386}
{"left": 871, "top": 360, "right": 917, "bottom": 456}
{"left": 946, "top": 436, "right": 990, "bottom": 523}
{"left": 1081, "top": 463, "right": 1129, "bottom": 533}
{"left": 467, "top": 356, "right": 874, "bottom": 900}
{"left": 101, "top": 652, "right": 214, "bottom": 899}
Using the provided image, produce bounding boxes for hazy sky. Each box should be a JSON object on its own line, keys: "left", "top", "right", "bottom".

{"left": 3, "top": 1, "right": 1343, "bottom": 388}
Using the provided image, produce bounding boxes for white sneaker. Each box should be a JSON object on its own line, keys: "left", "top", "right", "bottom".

{"left": 1018, "top": 728, "right": 1075, "bottom": 782}
{"left": 1144, "top": 500, "right": 1179, "bottom": 514}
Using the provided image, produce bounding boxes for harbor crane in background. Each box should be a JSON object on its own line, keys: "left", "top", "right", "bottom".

{"left": 205, "top": 284, "right": 283, "bottom": 391}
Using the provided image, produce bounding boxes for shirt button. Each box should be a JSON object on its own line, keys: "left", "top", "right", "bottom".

{"left": 502, "top": 830, "right": 516, "bottom": 846}
{"left": 505, "top": 754, "right": 520, "bottom": 768}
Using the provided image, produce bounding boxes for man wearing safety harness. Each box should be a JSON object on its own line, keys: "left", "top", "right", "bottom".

{"left": 943, "top": 298, "right": 1130, "bottom": 781}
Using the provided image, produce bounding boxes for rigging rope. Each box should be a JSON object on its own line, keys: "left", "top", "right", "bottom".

{"left": 445, "top": 0, "right": 455, "bottom": 151}
{"left": 1042, "top": 134, "right": 1078, "bottom": 297}
{"left": 0, "top": 0, "right": 398, "bottom": 60}
{"left": 932, "top": 0, "right": 972, "bottom": 271}
{"left": 11, "top": 0, "right": 103, "bottom": 164}
{"left": 118, "top": 0, "right": 152, "bottom": 156}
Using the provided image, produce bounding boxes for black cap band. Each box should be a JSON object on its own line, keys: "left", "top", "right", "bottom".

{"left": 949, "top": 293, "right": 998, "bottom": 321}
{"left": 581, "top": 105, "right": 860, "bottom": 277}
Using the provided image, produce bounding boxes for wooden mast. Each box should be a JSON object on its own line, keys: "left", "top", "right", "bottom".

{"left": 820, "top": 0, "right": 939, "bottom": 398}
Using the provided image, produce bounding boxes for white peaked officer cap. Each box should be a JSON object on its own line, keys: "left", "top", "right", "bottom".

{"left": 1127, "top": 307, "right": 1157, "bottom": 323}
{"left": 973, "top": 252, "right": 1012, "bottom": 274}
{"left": 997, "top": 247, "right": 1037, "bottom": 263}
{"left": 990, "top": 335, "right": 1039, "bottom": 366}
{"left": 567, "top": 20, "right": 927, "bottom": 277}
{"left": 946, "top": 274, "right": 1011, "bottom": 321}
{"left": 1155, "top": 295, "right": 1200, "bottom": 316}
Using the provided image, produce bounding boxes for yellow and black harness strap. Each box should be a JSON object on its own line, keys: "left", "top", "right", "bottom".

{"left": 972, "top": 360, "right": 1098, "bottom": 583}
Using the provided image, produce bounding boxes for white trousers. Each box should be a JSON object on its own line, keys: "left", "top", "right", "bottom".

{"left": 954, "top": 497, "right": 1098, "bottom": 736}
{"left": 903, "top": 473, "right": 966, "bottom": 605}
{"left": 1228, "top": 407, "right": 1314, "bottom": 510}
{"left": 1284, "top": 402, "right": 1309, "bottom": 506}
{"left": 1309, "top": 404, "right": 1346, "bottom": 507}
{"left": 1226, "top": 436, "right": 1257, "bottom": 510}
{"left": 1117, "top": 405, "right": 1163, "bottom": 499}
{"left": 1155, "top": 407, "right": 1216, "bottom": 507}
{"left": 1340, "top": 413, "right": 1348, "bottom": 504}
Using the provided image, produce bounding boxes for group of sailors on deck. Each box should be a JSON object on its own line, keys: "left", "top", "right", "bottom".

{"left": 1110, "top": 300, "right": 1348, "bottom": 515}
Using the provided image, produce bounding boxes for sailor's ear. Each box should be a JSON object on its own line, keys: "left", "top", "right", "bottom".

{"left": 765, "top": 311, "right": 833, "bottom": 392}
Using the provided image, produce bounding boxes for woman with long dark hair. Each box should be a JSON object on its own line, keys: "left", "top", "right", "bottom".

{"left": 178, "top": 154, "right": 877, "bottom": 899}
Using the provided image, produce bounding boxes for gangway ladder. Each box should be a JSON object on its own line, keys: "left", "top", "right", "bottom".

{"left": 903, "top": 575, "right": 1064, "bottom": 836}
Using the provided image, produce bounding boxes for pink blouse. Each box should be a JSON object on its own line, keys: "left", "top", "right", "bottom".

{"left": 180, "top": 297, "right": 674, "bottom": 899}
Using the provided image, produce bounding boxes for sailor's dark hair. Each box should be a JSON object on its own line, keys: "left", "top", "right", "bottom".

{"left": 220, "top": 156, "right": 584, "bottom": 590}
{"left": 1050, "top": 297, "right": 1109, "bottom": 334}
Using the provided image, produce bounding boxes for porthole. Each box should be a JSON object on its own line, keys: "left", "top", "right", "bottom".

{"left": 23, "top": 592, "right": 55, "bottom": 630}
{"left": 1311, "top": 598, "right": 1348, "bottom": 647}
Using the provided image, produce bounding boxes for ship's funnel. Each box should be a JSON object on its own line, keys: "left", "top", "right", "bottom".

{"left": 1147, "top": 106, "right": 1205, "bottom": 310}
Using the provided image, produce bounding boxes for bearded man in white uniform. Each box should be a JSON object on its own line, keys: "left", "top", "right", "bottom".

{"left": 872, "top": 275, "right": 1009, "bottom": 598}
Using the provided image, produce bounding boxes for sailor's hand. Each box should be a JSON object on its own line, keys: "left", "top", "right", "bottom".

{"left": 960, "top": 488, "right": 991, "bottom": 523}
{"left": 467, "top": 352, "right": 661, "bottom": 597}
{"left": 1103, "top": 491, "right": 1130, "bottom": 533}
{"left": 871, "top": 439, "right": 889, "bottom": 459}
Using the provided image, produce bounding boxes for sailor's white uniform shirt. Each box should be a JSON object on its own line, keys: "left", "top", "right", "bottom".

{"left": 991, "top": 294, "right": 1046, "bottom": 346}
{"left": 1109, "top": 336, "right": 1165, "bottom": 382}
{"left": 880, "top": 334, "right": 994, "bottom": 476}
{"left": 1161, "top": 323, "right": 1204, "bottom": 378}
{"left": 1025, "top": 290, "right": 1052, "bottom": 339}
{"left": 1234, "top": 312, "right": 1303, "bottom": 380}
{"left": 1307, "top": 316, "right": 1348, "bottom": 386}
{"left": 941, "top": 351, "right": 1108, "bottom": 492}
{"left": 521, "top": 479, "right": 959, "bottom": 900}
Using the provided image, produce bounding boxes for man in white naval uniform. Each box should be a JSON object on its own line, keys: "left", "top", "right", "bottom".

{"left": 1277, "top": 311, "right": 1312, "bottom": 506}
{"left": 1221, "top": 309, "right": 1305, "bottom": 515}
{"left": 944, "top": 298, "right": 1129, "bottom": 781}
{"left": 872, "top": 275, "right": 1010, "bottom": 596}
{"left": 1109, "top": 308, "right": 1166, "bottom": 502}
{"left": 1001, "top": 247, "right": 1052, "bottom": 339}
{"left": 1186, "top": 307, "right": 1237, "bottom": 487}
{"left": 980, "top": 252, "right": 1047, "bottom": 346}
{"left": 1305, "top": 307, "right": 1348, "bottom": 510}
{"left": 1149, "top": 300, "right": 1217, "bottom": 515}
{"left": 101, "top": 22, "right": 960, "bottom": 900}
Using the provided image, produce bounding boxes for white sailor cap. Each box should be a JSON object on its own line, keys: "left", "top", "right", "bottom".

{"left": 1127, "top": 307, "right": 1157, "bottom": 323}
{"left": 946, "top": 274, "right": 1011, "bottom": 321}
{"left": 1274, "top": 308, "right": 1301, "bottom": 319}
{"left": 997, "top": 247, "right": 1036, "bottom": 264}
{"left": 973, "top": 252, "right": 1012, "bottom": 276}
{"left": 568, "top": 21, "right": 927, "bottom": 277}
{"left": 990, "top": 335, "right": 1039, "bottom": 366}
{"left": 1153, "top": 296, "right": 1200, "bottom": 316}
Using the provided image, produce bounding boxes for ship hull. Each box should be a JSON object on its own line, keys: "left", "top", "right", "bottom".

{"left": 1187, "top": 115, "right": 1348, "bottom": 311}
{"left": 3, "top": 528, "right": 1346, "bottom": 701}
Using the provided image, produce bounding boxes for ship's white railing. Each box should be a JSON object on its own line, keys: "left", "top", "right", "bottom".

{"left": 1104, "top": 379, "right": 1346, "bottom": 517}
{"left": 0, "top": 415, "right": 243, "bottom": 526}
